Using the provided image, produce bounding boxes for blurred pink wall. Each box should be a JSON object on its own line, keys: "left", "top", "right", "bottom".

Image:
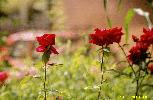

{"left": 63, "top": 0, "right": 152, "bottom": 37}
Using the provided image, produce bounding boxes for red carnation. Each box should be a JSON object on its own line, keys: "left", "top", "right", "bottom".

{"left": 140, "top": 28, "right": 153, "bottom": 45}
{"left": 0, "top": 71, "right": 8, "bottom": 83}
{"left": 89, "top": 27, "right": 123, "bottom": 46}
{"left": 127, "top": 42, "right": 149, "bottom": 64}
{"left": 148, "top": 63, "right": 153, "bottom": 73}
{"left": 132, "top": 35, "right": 139, "bottom": 42}
{"left": 36, "top": 34, "right": 58, "bottom": 54}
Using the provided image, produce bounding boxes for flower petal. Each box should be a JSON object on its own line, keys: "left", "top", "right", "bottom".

{"left": 50, "top": 46, "right": 59, "bottom": 54}
{"left": 44, "top": 34, "right": 55, "bottom": 45}
{"left": 0, "top": 71, "right": 8, "bottom": 82}
{"left": 36, "top": 36, "right": 49, "bottom": 46}
{"left": 143, "top": 28, "right": 148, "bottom": 34}
{"left": 36, "top": 45, "right": 46, "bottom": 52}
{"left": 89, "top": 27, "right": 123, "bottom": 46}
{"left": 132, "top": 35, "right": 139, "bottom": 42}
{"left": 36, "top": 34, "right": 55, "bottom": 46}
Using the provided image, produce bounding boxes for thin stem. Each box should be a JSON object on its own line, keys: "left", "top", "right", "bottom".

{"left": 135, "top": 69, "right": 140, "bottom": 100}
{"left": 135, "top": 61, "right": 146, "bottom": 100}
{"left": 139, "top": 73, "right": 146, "bottom": 95}
{"left": 149, "top": 45, "right": 153, "bottom": 60}
{"left": 98, "top": 46, "right": 104, "bottom": 100}
{"left": 44, "top": 64, "right": 47, "bottom": 100}
{"left": 118, "top": 43, "right": 136, "bottom": 75}
{"left": 135, "top": 80, "right": 139, "bottom": 100}
{"left": 118, "top": 43, "right": 142, "bottom": 99}
{"left": 105, "top": 69, "right": 131, "bottom": 78}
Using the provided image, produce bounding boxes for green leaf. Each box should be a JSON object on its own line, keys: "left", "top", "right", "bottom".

{"left": 146, "top": 1, "right": 153, "bottom": 8}
{"left": 122, "top": 43, "right": 129, "bottom": 47}
{"left": 106, "top": 16, "right": 112, "bottom": 28}
{"left": 103, "top": 47, "right": 110, "bottom": 57}
{"left": 103, "top": 0, "right": 107, "bottom": 11}
{"left": 132, "top": 77, "right": 139, "bottom": 83}
{"left": 48, "top": 63, "right": 63, "bottom": 68}
{"left": 0, "top": 31, "right": 9, "bottom": 36}
{"left": 84, "top": 85, "right": 99, "bottom": 90}
{"left": 124, "top": 9, "right": 135, "bottom": 43}
{"left": 0, "top": 38, "right": 6, "bottom": 45}
{"left": 117, "top": 0, "right": 122, "bottom": 10}
{"left": 19, "top": 76, "right": 31, "bottom": 85}
{"left": 103, "top": 47, "right": 110, "bottom": 53}
{"left": 19, "top": 76, "right": 31, "bottom": 89}
{"left": 42, "top": 50, "right": 51, "bottom": 64}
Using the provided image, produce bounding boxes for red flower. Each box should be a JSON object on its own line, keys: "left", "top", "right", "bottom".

{"left": 127, "top": 42, "right": 149, "bottom": 64}
{"left": 140, "top": 28, "right": 153, "bottom": 45}
{"left": 128, "top": 28, "right": 153, "bottom": 64}
{"left": 132, "top": 35, "right": 139, "bottom": 42}
{"left": 148, "top": 63, "right": 153, "bottom": 73}
{"left": 36, "top": 34, "right": 58, "bottom": 54}
{"left": 0, "top": 71, "right": 8, "bottom": 83}
{"left": 89, "top": 27, "right": 123, "bottom": 46}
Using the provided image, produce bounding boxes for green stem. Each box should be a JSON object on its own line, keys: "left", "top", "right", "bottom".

{"left": 98, "top": 46, "right": 104, "bottom": 100}
{"left": 150, "top": 45, "right": 153, "bottom": 60}
{"left": 44, "top": 64, "right": 47, "bottom": 100}
{"left": 118, "top": 43, "right": 136, "bottom": 75}
{"left": 135, "top": 69, "right": 140, "bottom": 100}
{"left": 138, "top": 73, "right": 146, "bottom": 96}
{"left": 118, "top": 43, "right": 142, "bottom": 100}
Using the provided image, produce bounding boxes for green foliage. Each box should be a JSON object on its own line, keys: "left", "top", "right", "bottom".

{"left": 0, "top": 42, "right": 152, "bottom": 99}
{"left": 42, "top": 50, "right": 51, "bottom": 64}
{"left": 48, "top": 0, "right": 65, "bottom": 30}
{"left": 146, "top": 0, "right": 153, "bottom": 8}
{"left": 0, "top": 31, "right": 9, "bottom": 43}
{"left": 106, "top": 16, "right": 112, "bottom": 28}
{"left": 0, "top": 0, "right": 7, "bottom": 8}
{"left": 103, "top": 0, "right": 107, "bottom": 11}
{"left": 124, "top": 9, "right": 135, "bottom": 43}
{"left": 117, "top": 0, "right": 122, "bottom": 10}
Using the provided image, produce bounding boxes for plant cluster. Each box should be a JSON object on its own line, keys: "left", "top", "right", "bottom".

{"left": 31, "top": 27, "right": 153, "bottom": 99}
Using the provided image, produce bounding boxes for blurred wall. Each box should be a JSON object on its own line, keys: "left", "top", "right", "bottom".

{"left": 63, "top": 0, "right": 153, "bottom": 36}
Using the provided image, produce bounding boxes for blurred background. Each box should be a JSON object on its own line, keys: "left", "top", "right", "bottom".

{"left": 0, "top": 0, "right": 152, "bottom": 32}
{"left": 0, "top": 0, "right": 153, "bottom": 99}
